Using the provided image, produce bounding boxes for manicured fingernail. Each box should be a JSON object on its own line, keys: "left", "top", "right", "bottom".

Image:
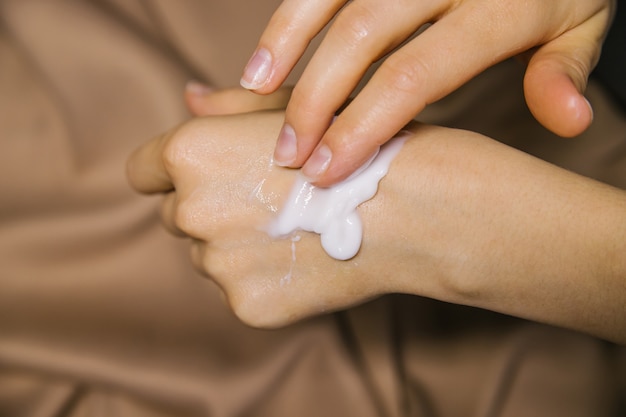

{"left": 274, "top": 124, "right": 297, "bottom": 166}
{"left": 240, "top": 48, "right": 272, "bottom": 90}
{"left": 302, "top": 145, "right": 332, "bottom": 181}
{"left": 185, "top": 80, "right": 214, "bottom": 97}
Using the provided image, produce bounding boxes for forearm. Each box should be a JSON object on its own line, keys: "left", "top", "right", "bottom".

{"left": 364, "top": 124, "right": 626, "bottom": 343}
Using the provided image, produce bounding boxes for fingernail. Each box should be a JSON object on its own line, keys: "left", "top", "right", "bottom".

{"left": 240, "top": 47, "right": 272, "bottom": 90}
{"left": 302, "top": 145, "right": 332, "bottom": 181}
{"left": 186, "top": 80, "right": 214, "bottom": 97}
{"left": 274, "top": 124, "right": 297, "bottom": 166}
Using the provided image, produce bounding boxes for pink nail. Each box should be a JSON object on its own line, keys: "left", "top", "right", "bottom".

{"left": 274, "top": 124, "right": 297, "bottom": 166}
{"left": 302, "top": 145, "right": 332, "bottom": 181}
{"left": 240, "top": 48, "right": 272, "bottom": 90}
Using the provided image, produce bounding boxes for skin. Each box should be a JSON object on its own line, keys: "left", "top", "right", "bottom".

{"left": 240, "top": 0, "right": 616, "bottom": 186}
{"left": 127, "top": 87, "right": 626, "bottom": 344}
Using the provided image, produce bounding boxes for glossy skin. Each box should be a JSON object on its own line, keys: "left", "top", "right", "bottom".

{"left": 127, "top": 86, "right": 626, "bottom": 343}
{"left": 241, "top": 0, "right": 616, "bottom": 186}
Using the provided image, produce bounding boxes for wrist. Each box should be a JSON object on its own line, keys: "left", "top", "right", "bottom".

{"left": 361, "top": 123, "right": 626, "bottom": 342}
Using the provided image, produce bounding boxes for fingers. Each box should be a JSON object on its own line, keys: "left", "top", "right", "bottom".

{"left": 127, "top": 131, "right": 173, "bottom": 194}
{"left": 240, "top": 0, "right": 346, "bottom": 92}
{"left": 523, "top": 6, "right": 614, "bottom": 137}
{"left": 249, "top": 0, "right": 613, "bottom": 186}
{"left": 272, "top": 0, "right": 445, "bottom": 172}
{"left": 295, "top": 1, "right": 613, "bottom": 186}
{"left": 298, "top": 1, "right": 543, "bottom": 185}
{"left": 185, "top": 82, "right": 293, "bottom": 116}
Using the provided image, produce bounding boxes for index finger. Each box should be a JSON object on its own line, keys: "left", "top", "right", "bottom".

{"left": 240, "top": 0, "right": 346, "bottom": 93}
{"left": 127, "top": 130, "right": 174, "bottom": 194}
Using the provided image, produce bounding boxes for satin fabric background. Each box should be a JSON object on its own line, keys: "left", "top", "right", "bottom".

{"left": 0, "top": 1, "right": 623, "bottom": 416}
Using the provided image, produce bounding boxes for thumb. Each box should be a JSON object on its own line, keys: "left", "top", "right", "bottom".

{"left": 184, "top": 81, "right": 292, "bottom": 116}
{"left": 523, "top": 7, "right": 614, "bottom": 137}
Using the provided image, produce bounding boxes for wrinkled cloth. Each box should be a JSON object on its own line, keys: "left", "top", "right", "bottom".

{"left": 0, "top": 1, "right": 624, "bottom": 416}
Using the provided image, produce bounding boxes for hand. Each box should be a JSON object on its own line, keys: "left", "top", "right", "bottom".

{"left": 241, "top": 0, "right": 616, "bottom": 186}
{"left": 127, "top": 109, "right": 625, "bottom": 342}
{"left": 126, "top": 111, "right": 398, "bottom": 327}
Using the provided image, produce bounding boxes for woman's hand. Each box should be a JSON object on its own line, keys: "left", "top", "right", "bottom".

{"left": 126, "top": 111, "right": 397, "bottom": 327}
{"left": 241, "top": 0, "right": 616, "bottom": 186}
{"left": 127, "top": 108, "right": 625, "bottom": 342}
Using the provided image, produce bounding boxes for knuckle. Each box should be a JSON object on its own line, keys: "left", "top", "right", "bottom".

{"left": 162, "top": 135, "right": 186, "bottom": 178}
{"left": 379, "top": 53, "right": 429, "bottom": 97}
{"left": 325, "top": 125, "right": 356, "bottom": 157}
{"left": 161, "top": 133, "right": 183, "bottom": 173}
{"left": 202, "top": 246, "right": 290, "bottom": 329}
{"left": 201, "top": 248, "right": 228, "bottom": 282}
{"left": 229, "top": 290, "right": 286, "bottom": 329}
{"left": 161, "top": 120, "right": 203, "bottom": 176}
{"left": 331, "top": 2, "right": 377, "bottom": 49}
{"left": 173, "top": 198, "right": 206, "bottom": 237}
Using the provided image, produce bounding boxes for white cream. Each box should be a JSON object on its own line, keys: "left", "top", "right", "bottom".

{"left": 266, "top": 133, "right": 407, "bottom": 260}
{"left": 280, "top": 234, "right": 301, "bottom": 286}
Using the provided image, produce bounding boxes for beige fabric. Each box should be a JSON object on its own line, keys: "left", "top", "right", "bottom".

{"left": 0, "top": 1, "right": 623, "bottom": 416}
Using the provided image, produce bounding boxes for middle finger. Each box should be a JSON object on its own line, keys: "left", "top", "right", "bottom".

{"left": 284, "top": 0, "right": 448, "bottom": 166}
